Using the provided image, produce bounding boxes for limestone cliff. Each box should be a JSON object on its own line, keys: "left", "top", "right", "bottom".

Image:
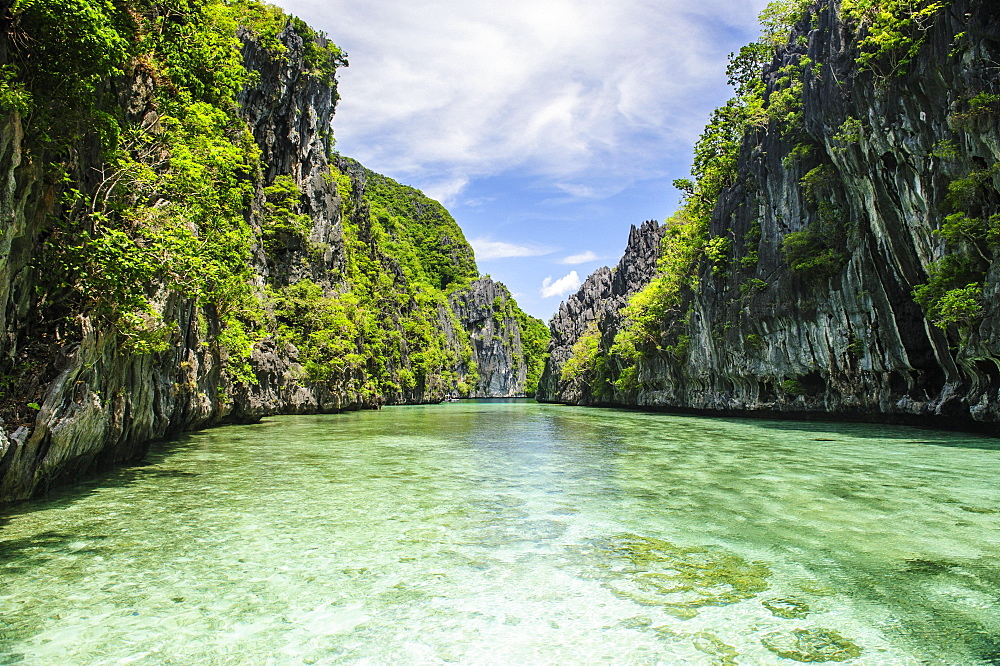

{"left": 450, "top": 278, "right": 528, "bottom": 397}
{"left": 540, "top": 0, "right": 1000, "bottom": 432}
{"left": 537, "top": 221, "right": 665, "bottom": 403}
{"left": 0, "top": 4, "right": 540, "bottom": 502}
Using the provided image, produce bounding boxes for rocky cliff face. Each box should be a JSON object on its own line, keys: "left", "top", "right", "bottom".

{"left": 537, "top": 220, "right": 665, "bottom": 403}
{"left": 237, "top": 25, "right": 347, "bottom": 290}
{"left": 0, "top": 23, "right": 345, "bottom": 500}
{"left": 450, "top": 277, "right": 528, "bottom": 397}
{"left": 541, "top": 0, "right": 1000, "bottom": 431}
{"left": 0, "top": 9, "right": 534, "bottom": 502}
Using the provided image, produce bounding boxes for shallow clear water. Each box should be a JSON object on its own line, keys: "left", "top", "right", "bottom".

{"left": 2, "top": 400, "right": 1000, "bottom": 664}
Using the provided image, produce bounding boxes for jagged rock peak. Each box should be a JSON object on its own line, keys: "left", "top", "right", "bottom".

{"left": 537, "top": 220, "right": 665, "bottom": 402}
{"left": 539, "top": 0, "right": 1000, "bottom": 432}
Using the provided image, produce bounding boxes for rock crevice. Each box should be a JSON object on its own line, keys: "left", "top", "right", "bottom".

{"left": 539, "top": 0, "right": 1000, "bottom": 431}
{"left": 0, "top": 19, "right": 534, "bottom": 502}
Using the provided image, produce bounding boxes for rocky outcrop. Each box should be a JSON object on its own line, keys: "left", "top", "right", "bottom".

{"left": 0, "top": 25, "right": 351, "bottom": 501}
{"left": 541, "top": 0, "right": 1000, "bottom": 431}
{"left": 537, "top": 220, "right": 664, "bottom": 402}
{"left": 0, "top": 13, "right": 531, "bottom": 502}
{"left": 450, "top": 277, "right": 528, "bottom": 397}
{"left": 237, "top": 24, "right": 347, "bottom": 289}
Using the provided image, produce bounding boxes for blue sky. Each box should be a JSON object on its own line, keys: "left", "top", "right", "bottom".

{"left": 274, "top": 0, "right": 772, "bottom": 320}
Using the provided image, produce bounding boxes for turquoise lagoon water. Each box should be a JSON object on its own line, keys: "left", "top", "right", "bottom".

{"left": 1, "top": 400, "right": 1000, "bottom": 664}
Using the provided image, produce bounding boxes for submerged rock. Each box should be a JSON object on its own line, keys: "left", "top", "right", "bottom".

{"left": 761, "top": 627, "right": 863, "bottom": 662}
{"left": 596, "top": 534, "right": 771, "bottom": 619}
{"left": 690, "top": 632, "right": 739, "bottom": 666}
{"left": 763, "top": 597, "right": 811, "bottom": 619}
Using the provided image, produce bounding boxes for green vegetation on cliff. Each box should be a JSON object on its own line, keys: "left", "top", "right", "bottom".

{"left": 558, "top": 0, "right": 980, "bottom": 398}
{"left": 514, "top": 308, "right": 550, "bottom": 395}
{"left": 0, "top": 0, "right": 539, "bottom": 428}
{"left": 358, "top": 162, "right": 478, "bottom": 291}
{"left": 4, "top": 0, "right": 344, "bottom": 383}
{"left": 841, "top": 0, "right": 952, "bottom": 77}
{"left": 318, "top": 163, "right": 480, "bottom": 401}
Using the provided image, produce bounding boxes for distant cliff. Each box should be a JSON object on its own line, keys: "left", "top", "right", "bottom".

{"left": 449, "top": 277, "right": 549, "bottom": 398}
{"left": 537, "top": 221, "right": 665, "bottom": 403}
{"left": 0, "top": 1, "right": 545, "bottom": 502}
{"left": 539, "top": 0, "right": 1000, "bottom": 432}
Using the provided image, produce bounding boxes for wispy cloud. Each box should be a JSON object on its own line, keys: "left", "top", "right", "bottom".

{"left": 560, "top": 251, "right": 599, "bottom": 265}
{"left": 284, "top": 0, "right": 768, "bottom": 200}
{"left": 421, "top": 176, "right": 469, "bottom": 206}
{"left": 472, "top": 238, "right": 551, "bottom": 261}
{"left": 555, "top": 183, "right": 604, "bottom": 199}
{"left": 541, "top": 271, "right": 582, "bottom": 298}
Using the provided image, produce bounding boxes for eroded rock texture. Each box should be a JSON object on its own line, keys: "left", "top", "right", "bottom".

{"left": 0, "top": 23, "right": 528, "bottom": 502}
{"left": 537, "top": 221, "right": 665, "bottom": 404}
{"left": 450, "top": 277, "right": 528, "bottom": 397}
{"left": 540, "top": 0, "right": 1000, "bottom": 432}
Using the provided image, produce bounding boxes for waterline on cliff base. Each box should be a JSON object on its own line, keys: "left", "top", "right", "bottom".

{"left": 2, "top": 401, "right": 999, "bottom": 664}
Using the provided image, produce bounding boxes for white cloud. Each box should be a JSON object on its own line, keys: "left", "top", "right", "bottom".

{"left": 281, "top": 0, "right": 770, "bottom": 200}
{"left": 560, "top": 251, "right": 599, "bottom": 265}
{"left": 541, "top": 271, "right": 582, "bottom": 298}
{"left": 472, "top": 238, "right": 551, "bottom": 261}
{"left": 421, "top": 176, "right": 469, "bottom": 206}
{"left": 555, "top": 183, "right": 602, "bottom": 199}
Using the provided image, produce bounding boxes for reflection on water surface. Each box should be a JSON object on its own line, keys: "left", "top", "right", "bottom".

{"left": 2, "top": 400, "right": 999, "bottom": 664}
